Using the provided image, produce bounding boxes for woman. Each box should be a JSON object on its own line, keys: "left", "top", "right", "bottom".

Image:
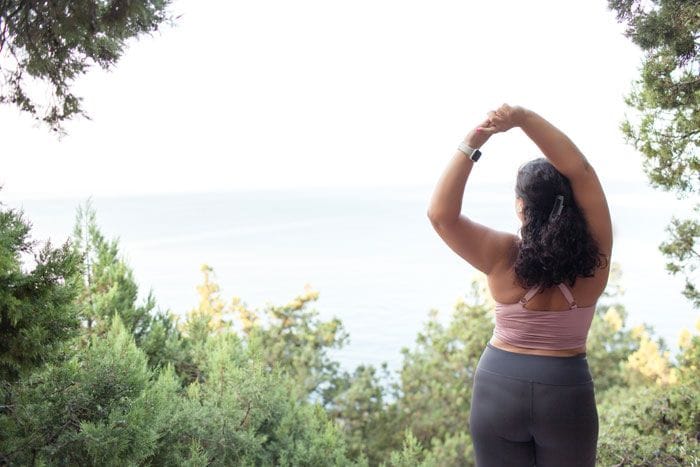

{"left": 427, "top": 104, "right": 612, "bottom": 466}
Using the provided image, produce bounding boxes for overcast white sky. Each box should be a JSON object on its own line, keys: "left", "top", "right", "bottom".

{"left": 1, "top": 0, "right": 647, "bottom": 200}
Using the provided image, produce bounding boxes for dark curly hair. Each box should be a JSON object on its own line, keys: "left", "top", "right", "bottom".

{"left": 513, "top": 157, "right": 605, "bottom": 289}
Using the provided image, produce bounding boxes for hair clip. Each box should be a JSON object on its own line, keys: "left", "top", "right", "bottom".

{"left": 549, "top": 195, "right": 564, "bottom": 222}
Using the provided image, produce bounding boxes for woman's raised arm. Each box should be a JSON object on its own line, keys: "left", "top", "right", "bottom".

{"left": 427, "top": 117, "right": 519, "bottom": 276}
{"left": 481, "top": 105, "right": 613, "bottom": 274}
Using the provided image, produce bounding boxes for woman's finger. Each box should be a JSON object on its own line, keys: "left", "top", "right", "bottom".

{"left": 477, "top": 125, "right": 499, "bottom": 135}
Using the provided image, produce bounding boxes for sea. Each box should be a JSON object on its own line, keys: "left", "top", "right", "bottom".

{"left": 6, "top": 181, "right": 698, "bottom": 377}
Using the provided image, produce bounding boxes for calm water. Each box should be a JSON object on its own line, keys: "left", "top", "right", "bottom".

{"left": 7, "top": 181, "right": 697, "bottom": 374}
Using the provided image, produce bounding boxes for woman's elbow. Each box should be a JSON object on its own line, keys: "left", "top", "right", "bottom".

{"left": 427, "top": 210, "right": 458, "bottom": 228}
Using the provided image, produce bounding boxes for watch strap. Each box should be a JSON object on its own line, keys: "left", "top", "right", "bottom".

{"left": 458, "top": 142, "right": 482, "bottom": 162}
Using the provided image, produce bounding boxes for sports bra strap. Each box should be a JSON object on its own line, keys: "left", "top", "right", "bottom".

{"left": 519, "top": 285, "right": 542, "bottom": 305}
{"left": 518, "top": 284, "right": 578, "bottom": 309}
{"left": 557, "top": 283, "right": 578, "bottom": 309}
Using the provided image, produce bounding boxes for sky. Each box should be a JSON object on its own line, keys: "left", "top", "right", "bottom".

{"left": 0, "top": 0, "right": 649, "bottom": 200}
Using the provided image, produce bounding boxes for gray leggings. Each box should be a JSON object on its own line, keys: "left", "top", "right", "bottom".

{"left": 469, "top": 343, "right": 598, "bottom": 466}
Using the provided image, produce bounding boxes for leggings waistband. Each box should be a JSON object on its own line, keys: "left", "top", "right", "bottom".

{"left": 476, "top": 343, "right": 593, "bottom": 385}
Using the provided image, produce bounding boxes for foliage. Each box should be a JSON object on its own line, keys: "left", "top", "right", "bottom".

{"left": 324, "top": 363, "right": 393, "bottom": 465}
{"left": 0, "top": 314, "right": 357, "bottom": 466}
{"left": 70, "top": 198, "right": 190, "bottom": 377}
{"left": 138, "top": 306, "right": 189, "bottom": 375}
{"left": 358, "top": 276, "right": 494, "bottom": 467}
{"left": 2, "top": 203, "right": 699, "bottom": 465}
{"left": 585, "top": 263, "right": 641, "bottom": 392}
{"left": 379, "top": 429, "right": 475, "bottom": 467}
{"left": 610, "top": 0, "right": 700, "bottom": 193}
{"left": 391, "top": 278, "right": 492, "bottom": 447}
{"left": 180, "top": 264, "right": 230, "bottom": 339}
{"left": 381, "top": 429, "right": 427, "bottom": 467}
{"left": 624, "top": 324, "right": 679, "bottom": 386}
{"left": 420, "top": 431, "right": 474, "bottom": 467}
{"left": 0, "top": 317, "right": 178, "bottom": 465}
{"left": 146, "top": 333, "right": 356, "bottom": 466}
{"left": 677, "top": 318, "right": 700, "bottom": 382}
{"left": 597, "top": 381, "right": 700, "bottom": 465}
{"left": 596, "top": 312, "right": 700, "bottom": 465}
{"left": 241, "top": 284, "right": 351, "bottom": 404}
{"left": 0, "top": 0, "right": 174, "bottom": 132}
{"left": 660, "top": 204, "right": 700, "bottom": 307}
{"left": 609, "top": 0, "right": 700, "bottom": 307}
{"left": 605, "top": 2, "right": 700, "bottom": 460}
{"left": 72, "top": 198, "right": 157, "bottom": 343}
{"left": 0, "top": 198, "right": 82, "bottom": 383}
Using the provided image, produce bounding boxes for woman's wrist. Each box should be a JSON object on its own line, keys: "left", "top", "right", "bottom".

{"left": 514, "top": 106, "right": 532, "bottom": 128}
{"left": 464, "top": 126, "right": 491, "bottom": 149}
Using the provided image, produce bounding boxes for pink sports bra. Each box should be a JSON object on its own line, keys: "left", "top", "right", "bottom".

{"left": 492, "top": 283, "right": 597, "bottom": 350}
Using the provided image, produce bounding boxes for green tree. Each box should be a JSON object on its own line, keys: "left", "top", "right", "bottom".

{"left": 241, "top": 283, "right": 351, "bottom": 404}
{"left": 324, "top": 363, "right": 394, "bottom": 465}
{"left": 585, "top": 263, "right": 641, "bottom": 392}
{"left": 609, "top": 0, "right": 700, "bottom": 307}
{"left": 175, "top": 263, "right": 232, "bottom": 384}
{"left": 0, "top": 0, "right": 174, "bottom": 132}
{"left": 392, "top": 278, "right": 493, "bottom": 447}
{"left": 1, "top": 314, "right": 360, "bottom": 465}
{"left": 138, "top": 306, "right": 189, "bottom": 374}
{"left": 147, "top": 332, "right": 355, "bottom": 466}
{"left": 593, "top": 287, "right": 700, "bottom": 464}
{"left": 72, "top": 198, "right": 157, "bottom": 344}
{"left": 596, "top": 371, "right": 700, "bottom": 465}
{"left": 381, "top": 429, "right": 428, "bottom": 467}
{"left": 0, "top": 198, "right": 82, "bottom": 383}
{"left": 0, "top": 317, "right": 181, "bottom": 465}
{"left": 71, "top": 199, "right": 190, "bottom": 375}
{"left": 590, "top": 311, "right": 699, "bottom": 464}
{"left": 345, "top": 276, "right": 494, "bottom": 467}
{"left": 181, "top": 264, "right": 230, "bottom": 339}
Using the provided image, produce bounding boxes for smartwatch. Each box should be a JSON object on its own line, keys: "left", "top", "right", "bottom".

{"left": 458, "top": 142, "right": 482, "bottom": 162}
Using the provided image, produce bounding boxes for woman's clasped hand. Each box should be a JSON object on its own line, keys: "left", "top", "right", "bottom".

{"left": 477, "top": 103, "right": 527, "bottom": 134}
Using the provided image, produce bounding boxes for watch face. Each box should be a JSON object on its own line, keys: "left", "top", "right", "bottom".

{"left": 470, "top": 149, "right": 482, "bottom": 162}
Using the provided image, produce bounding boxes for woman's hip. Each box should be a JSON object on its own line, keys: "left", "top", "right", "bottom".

{"left": 475, "top": 342, "right": 593, "bottom": 386}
